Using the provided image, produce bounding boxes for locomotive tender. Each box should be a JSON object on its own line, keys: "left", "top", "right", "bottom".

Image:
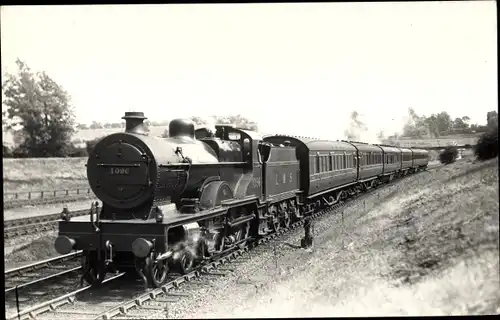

{"left": 54, "top": 112, "right": 429, "bottom": 288}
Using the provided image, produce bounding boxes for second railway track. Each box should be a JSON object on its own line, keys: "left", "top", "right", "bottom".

{"left": 4, "top": 251, "right": 84, "bottom": 316}
{"left": 4, "top": 207, "right": 97, "bottom": 240}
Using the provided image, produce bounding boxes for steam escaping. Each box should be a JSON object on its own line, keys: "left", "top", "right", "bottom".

{"left": 342, "top": 111, "right": 385, "bottom": 144}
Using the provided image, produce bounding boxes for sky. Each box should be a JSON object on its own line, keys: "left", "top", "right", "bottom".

{"left": 1, "top": 2, "right": 497, "bottom": 141}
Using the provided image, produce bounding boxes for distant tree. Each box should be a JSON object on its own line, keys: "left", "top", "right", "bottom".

{"left": 470, "top": 123, "right": 489, "bottom": 133}
{"left": 452, "top": 117, "right": 469, "bottom": 134}
{"left": 103, "top": 123, "right": 112, "bottom": 129}
{"left": 89, "top": 121, "right": 103, "bottom": 130}
{"left": 190, "top": 116, "right": 208, "bottom": 126}
{"left": 2, "top": 59, "right": 76, "bottom": 157}
{"left": 110, "top": 122, "right": 122, "bottom": 129}
{"left": 403, "top": 108, "right": 428, "bottom": 138}
{"left": 215, "top": 115, "right": 259, "bottom": 131}
{"left": 76, "top": 123, "right": 88, "bottom": 130}
{"left": 487, "top": 111, "right": 498, "bottom": 130}
{"left": 435, "top": 111, "right": 453, "bottom": 136}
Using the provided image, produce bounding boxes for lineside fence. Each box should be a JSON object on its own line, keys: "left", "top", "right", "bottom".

{"left": 4, "top": 186, "right": 95, "bottom": 202}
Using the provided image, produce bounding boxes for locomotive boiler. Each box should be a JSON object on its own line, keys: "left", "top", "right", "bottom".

{"left": 55, "top": 112, "right": 274, "bottom": 288}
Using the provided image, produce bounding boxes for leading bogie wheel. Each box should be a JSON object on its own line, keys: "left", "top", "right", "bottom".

{"left": 146, "top": 254, "right": 169, "bottom": 288}
{"left": 82, "top": 252, "right": 106, "bottom": 286}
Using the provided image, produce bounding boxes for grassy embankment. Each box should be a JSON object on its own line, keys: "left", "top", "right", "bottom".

{"left": 184, "top": 157, "right": 499, "bottom": 317}
{"left": 3, "top": 157, "right": 88, "bottom": 193}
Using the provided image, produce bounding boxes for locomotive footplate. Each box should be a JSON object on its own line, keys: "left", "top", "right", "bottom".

{"left": 55, "top": 206, "right": 228, "bottom": 255}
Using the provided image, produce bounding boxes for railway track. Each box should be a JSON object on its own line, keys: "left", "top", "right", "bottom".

{"left": 4, "top": 252, "right": 84, "bottom": 316}
{"left": 5, "top": 181, "right": 387, "bottom": 320}
{"left": 4, "top": 164, "right": 445, "bottom": 319}
{"left": 4, "top": 208, "right": 97, "bottom": 240}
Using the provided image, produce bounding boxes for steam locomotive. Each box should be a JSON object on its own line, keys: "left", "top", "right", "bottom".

{"left": 54, "top": 112, "right": 429, "bottom": 288}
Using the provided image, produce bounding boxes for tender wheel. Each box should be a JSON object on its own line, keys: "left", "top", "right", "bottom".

{"left": 146, "top": 255, "right": 169, "bottom": 288}
{"left": 82, "top": 252, "right": 106, "bottom": 286}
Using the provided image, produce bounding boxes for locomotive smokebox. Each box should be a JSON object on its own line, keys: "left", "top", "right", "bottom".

{"left": 122, "top": 111, "right": 148, "bottom": 134}
{"left": 169, "top": 118, "right": 196, "bottom": 139}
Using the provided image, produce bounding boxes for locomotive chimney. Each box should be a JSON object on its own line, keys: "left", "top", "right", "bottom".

{"left": 122, "top": 111, "right": 147, "bottom": 134}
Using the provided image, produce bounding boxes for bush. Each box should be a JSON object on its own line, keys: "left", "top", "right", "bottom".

{"left": 439, "top": 146, "right": 458, "bottom": 165}
{"left": 68, "top": 146, "right": 88, "bottom": 157}
{"left": 3, "top": 145, "right": 13, "bottom": 158}
{"left": 474, "top": 127, "right": 498, "bottom": 161}
{"left": 86, "top": 137, "right": 102, "bottom": 155}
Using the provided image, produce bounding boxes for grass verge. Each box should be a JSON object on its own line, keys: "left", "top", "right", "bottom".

{"left": 186, "top": 158, "right": 499, "bottom": 317}
{"left": 4, "top": 232, "right": 60, "bottom": 270}
{"left": 3, "top": 157, "right": 88, "bottom": 193}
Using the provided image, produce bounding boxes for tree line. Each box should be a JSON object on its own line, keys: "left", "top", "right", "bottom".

{"left": 398, "top": 107, "right": 497, "bottom": 139}
{"left": 2, "top": 60, "right": 258, "bottom": 158}
{"left": 2, "top": 59, "right": 496, "bottom": 158}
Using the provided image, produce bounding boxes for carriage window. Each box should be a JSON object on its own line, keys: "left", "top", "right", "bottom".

{"left": 310, "top": 155, "right": 315, "bottom": 173}
{"left": 316, "top": 154, "right": 320, "bottom": 173}
{"left": 329, "top": 154, "right": 333, "bottom": 171}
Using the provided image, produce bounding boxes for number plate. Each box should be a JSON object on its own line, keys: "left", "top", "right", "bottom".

{"left": 109, "top": 167, "right": 131, "bottom": 175}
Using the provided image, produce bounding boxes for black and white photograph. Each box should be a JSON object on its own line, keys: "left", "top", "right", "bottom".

{"left": 2, "top": 2, "right": 498, "bottom": 318}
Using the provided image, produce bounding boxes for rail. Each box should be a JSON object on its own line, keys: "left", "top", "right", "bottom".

{"left": 4, "top": 208, "right": 94, "bottom": 240}
{"left": 5, "top": 251, "right": 83, "bottom": 277}
{"left": 5, "top": 251, "right": 83, "bottom": 294}
{"left": 4, "top": 186, "right": 94, "bottom": 201}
